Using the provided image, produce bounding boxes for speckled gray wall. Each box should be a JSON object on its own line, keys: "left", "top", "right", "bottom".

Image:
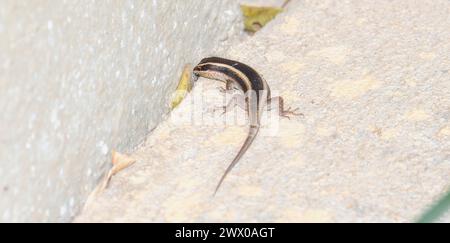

{"left": 0, "top": 0, "right": 241, "bottom": 222}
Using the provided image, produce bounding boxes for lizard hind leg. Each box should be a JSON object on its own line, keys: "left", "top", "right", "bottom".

{"left": 267, "top": 96, "right": 303, "bottom": 119}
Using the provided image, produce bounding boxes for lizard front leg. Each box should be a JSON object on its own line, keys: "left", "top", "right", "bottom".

{"left": 218, "top": 79, "right": 241, "bottom": 94}
{"left": 215, "top": 80, "right": 247, "bottom": 115}
{"left": 215, "top": 93, "right": 247, "bottom": 115}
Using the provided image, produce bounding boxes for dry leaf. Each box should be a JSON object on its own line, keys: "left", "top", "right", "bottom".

{"left": 99, "top": 150, "right": 136, "bottom": 193}
{"left": 170, "top": 64, "right": 193, "bottom": 109}
{"left": 82, "top": 150, "right": 136, "bottom": 212}
{"left": 111, "top": 150, "right": 136, "bottom": 175}
{"left": 241, "top": 5, "right": 284, "bottom": 33}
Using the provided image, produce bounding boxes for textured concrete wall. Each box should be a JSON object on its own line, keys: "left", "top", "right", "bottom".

{"left": 0, "top": 0, "right": 241, "bottom": 222}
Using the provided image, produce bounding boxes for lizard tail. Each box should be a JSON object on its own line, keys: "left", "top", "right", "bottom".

{"left": 214, "top": 125, "right": 260, "bottom": 196}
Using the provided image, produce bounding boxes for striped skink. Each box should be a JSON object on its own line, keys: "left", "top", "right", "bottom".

{"left": 193, "top": 57, "right": 300, "bottom": 195}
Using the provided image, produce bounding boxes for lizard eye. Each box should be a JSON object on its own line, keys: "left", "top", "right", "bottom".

{"left": 193, "top": 65, "right": 205, "bottom": 77}
{"left": 193, "top": 65, "right": 202, "bottom": 72}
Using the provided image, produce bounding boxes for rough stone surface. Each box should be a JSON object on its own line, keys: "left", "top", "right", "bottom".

{"left": 77, "top": 0, "right": 450, "bottom": 222}
{"left": 0, "top": 0, "right": 242, "bottom": 222}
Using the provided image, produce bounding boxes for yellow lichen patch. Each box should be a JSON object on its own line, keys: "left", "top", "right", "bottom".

{"left": 404, "top": 109, "right": 431, "bottom": 121}
{"left": 279, "top": 60, "right": 305, "bottom": 75}
{"left": 276, "top": 208, "right": 333, "bottom": 223}
{"left": 437, "top": 125, "right": 450, "bottom": 137}
{"left": 280, "top": 16, "right": 300, "bottom": 34}
{"left": 328, "top": 75, "right": 382, "bottom": 99}
{"left": 277, "top": 121, "right": 306, "bottom": 148}
{"left": 308, "top": 46, "right": 350, "bottom": 65}
{"left": 237, "top": 185, "right": 264, "bottom": 197}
